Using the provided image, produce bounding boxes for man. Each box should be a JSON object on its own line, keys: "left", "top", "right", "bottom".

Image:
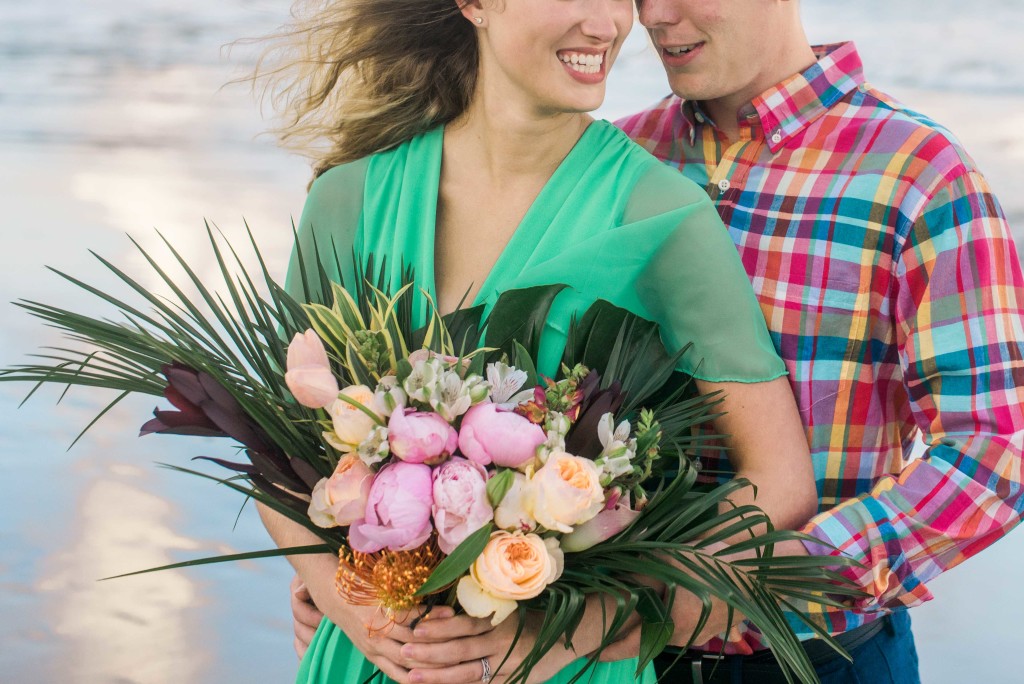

{"left": 609, "top": 0, "right": 1024, "bottom": 682}
{"left": 292, "top": 2, "right": 1024, "bottom": 681}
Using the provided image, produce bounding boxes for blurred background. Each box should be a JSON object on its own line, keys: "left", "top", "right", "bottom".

{"left": 1, "top": 1, "right": 1021, "bottom": 681}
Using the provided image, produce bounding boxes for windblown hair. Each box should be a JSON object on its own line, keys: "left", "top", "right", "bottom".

{"left": 253, "top": 0, "right": 478, "bottom": 180}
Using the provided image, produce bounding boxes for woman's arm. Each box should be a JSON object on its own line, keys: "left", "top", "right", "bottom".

{"left": 699, "top": 376, "right": 817, "bottom": 530}
{"left": 657, "top": 376, "right": 815, "bottom": 647}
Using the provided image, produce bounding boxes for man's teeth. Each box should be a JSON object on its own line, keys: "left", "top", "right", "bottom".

{"left": 558, "top": 52, "right": 603, "bottom": 75}
{"left": 666, "top": 45, "right": 699, "bottom": 56}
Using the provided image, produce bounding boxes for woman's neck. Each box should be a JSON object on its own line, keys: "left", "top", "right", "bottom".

{"left": 444, "top": 93, "right": 592, "bottom": 184}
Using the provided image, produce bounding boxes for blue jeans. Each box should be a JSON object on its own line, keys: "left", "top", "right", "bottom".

{"left": 652, "top": 610, "right": 920, "bottom": 683}
{"left": 818, "top": 610, "right": 920, "bottom": 684}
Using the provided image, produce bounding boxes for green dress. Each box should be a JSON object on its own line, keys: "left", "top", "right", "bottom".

{"left": 286, "top": 121, "right": 785, "bottom": 683}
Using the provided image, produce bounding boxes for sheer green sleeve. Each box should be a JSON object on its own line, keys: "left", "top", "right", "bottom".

{"left": 284, "top": 157, "right": 370, "bottom": 303}
{"left": 629, "top": 164, "right": 787, "bottom": 383}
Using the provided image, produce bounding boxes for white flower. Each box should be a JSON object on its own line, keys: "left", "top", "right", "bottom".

{"left": 356, "top": 425, "right": 390, "bottom": 466}
{"left": 428, "top": 370, "right": 489, "bottom": 421}
{"left": 403, "top": 357, "right": 444, "bottom": 404}
{"left": 536, "top": 411, "right": 570, "bottom": 464}
{"left": 594, "top": 413, "right": 636, "bottom": 485}
{"left": 487, "top": 362, "right": 534, "bottom": 409}
{"left": 374, "top": 376, "right": 407, "bottom": 417}
{"left": 597, "top": 412, "right": 631, "bottom": 449}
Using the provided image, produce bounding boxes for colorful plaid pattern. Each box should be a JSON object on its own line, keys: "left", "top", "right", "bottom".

{"left": 617, "top": 42, "right": 1024, "bottom": 650}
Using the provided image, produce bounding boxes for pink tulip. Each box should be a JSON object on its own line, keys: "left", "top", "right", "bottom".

{"left": 560, "top": 500, "right": 640, "bottom": 553}
{"left": 285, "top": 330, "right": 339, "bottom": 409}
{"left": 458, "top": 402, "right": 546, "bottom": 468}
{"left": 432, "top": 458, "right": 494, "bottom": 554}
{"left": 388, "top": 409, "right": 458, "bottom": 465}
{"left": 349, "top": 462, "right": 433, "bottom": 552}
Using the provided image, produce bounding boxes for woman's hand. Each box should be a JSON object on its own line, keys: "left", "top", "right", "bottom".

{"left": 401, "top": 594, "right": 635, "bottom": 684}
{"left": 340, "top": 601, "right": 457, "bottom": 682}
{"left": 291, "top": 574, "right": 323, "bottom": 659}
{"left": 257, "top": 502, "right": 453, "bottom": 680}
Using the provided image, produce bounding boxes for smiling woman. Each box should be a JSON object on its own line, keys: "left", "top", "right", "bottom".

{"left": 247, "top": 1, "right": 822, "bottom": 683}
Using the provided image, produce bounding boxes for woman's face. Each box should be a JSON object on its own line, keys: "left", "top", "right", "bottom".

{"left": 472, "top": 0, "right": 633, "bottom": 116}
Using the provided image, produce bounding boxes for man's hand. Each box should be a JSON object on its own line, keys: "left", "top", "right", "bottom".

{"left": 291, "top": 574, "right": 325, "bottom": 659}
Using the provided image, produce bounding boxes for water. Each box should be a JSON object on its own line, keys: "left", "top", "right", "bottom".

{"left": 1, "top": 1, "right": 1022, "bottom": 682}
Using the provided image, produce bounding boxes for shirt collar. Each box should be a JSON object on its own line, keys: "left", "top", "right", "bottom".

{"left": 755, "top": 42, "right": 865, "bottom": 152}
{"left": 679, "top": 42, "right": 865, "bottom": 152}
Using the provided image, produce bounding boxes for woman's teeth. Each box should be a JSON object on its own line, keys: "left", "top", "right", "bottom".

{"left": 558, "top": 52, "right": 603, "bottom": 75}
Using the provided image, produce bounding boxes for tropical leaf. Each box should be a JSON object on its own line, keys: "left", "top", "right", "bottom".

{"left": 415, "top": 523, "right": 494, "bottom": 597}
{"left": 484, "top": 284, "right": 566, "bottom": 360}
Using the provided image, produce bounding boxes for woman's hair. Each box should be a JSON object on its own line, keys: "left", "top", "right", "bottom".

{"left": 253, "top": 0, "right": 479, "bottom": 180}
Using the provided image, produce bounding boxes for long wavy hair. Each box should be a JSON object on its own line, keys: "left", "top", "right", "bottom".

{"left": 252, "top": 0, "right": 479, "bottom": 180}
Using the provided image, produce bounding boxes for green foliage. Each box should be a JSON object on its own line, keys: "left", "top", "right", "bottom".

{"left": 1, "top": 231, "right": 861, "bottom": 684}
{"left": 486, "top": 469, "right": 516, "bottom": 508}
{"left": 415, "top": 523, "right": 494, "bottom": 597}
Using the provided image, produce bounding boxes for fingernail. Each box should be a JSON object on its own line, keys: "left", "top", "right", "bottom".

{"left": 400, "top": 644, "right": 415, "bottom": 658}
{"left": 410, "top": 673, "right": 423, "bottom": 683}
{"left": 293, "top": 581, "right": 306, "bottom": 595}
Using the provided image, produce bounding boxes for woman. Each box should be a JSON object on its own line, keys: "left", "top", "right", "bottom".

{"left": 258, "top": 0, "right": 818, "bottom": 682}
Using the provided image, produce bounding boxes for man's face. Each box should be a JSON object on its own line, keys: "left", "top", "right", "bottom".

{"left": 638, "top": 0, "right": 792, "bottom": 110}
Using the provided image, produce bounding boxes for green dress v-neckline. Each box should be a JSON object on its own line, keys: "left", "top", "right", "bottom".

{"left": 373, "top": 121, "right": 605, "bottom": 321}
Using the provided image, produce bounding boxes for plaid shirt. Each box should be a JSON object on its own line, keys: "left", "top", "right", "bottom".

{"left": 617, "top": 42, "right": 1024, "bottom": 650}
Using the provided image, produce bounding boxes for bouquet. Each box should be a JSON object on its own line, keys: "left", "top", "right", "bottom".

{"left": 1, "top": 228, "right": 862, "bottom": 684}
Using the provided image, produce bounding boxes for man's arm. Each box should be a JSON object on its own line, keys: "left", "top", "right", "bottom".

{"left": 800, "top": 169, "right": 1024, "bottom": 622}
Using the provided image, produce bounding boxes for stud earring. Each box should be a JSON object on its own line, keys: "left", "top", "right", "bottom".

{"left": 474, "top": 16, "right": 483, "bottom": 24}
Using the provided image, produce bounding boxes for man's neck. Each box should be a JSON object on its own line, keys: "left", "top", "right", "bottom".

{"left": 703, "top": 43, "right": 817, "bottom": 145}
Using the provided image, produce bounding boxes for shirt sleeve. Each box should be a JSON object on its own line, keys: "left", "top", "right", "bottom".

{"left": 801, "top": 169, "right": 1024, "bottom": 615}
{"left": 284, "top": 158, "right": 370, "bottom": 303}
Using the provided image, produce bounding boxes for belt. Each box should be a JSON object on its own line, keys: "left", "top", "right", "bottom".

{"left": 657, "top": 615, "right": 890, "bottom": 684}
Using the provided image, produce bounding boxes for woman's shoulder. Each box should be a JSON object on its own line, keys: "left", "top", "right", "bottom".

{"left": 588, "top": 122, "right": 710, "bottom": 222}
{"left": 307, "top": 156, "right": 371, "bottom": 204}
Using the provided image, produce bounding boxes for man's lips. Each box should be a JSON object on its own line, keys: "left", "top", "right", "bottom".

{"left": 659, "top": 41, "right": 705, "bottom": 67}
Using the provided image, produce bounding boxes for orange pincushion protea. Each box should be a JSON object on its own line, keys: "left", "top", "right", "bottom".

{"left": 336, "top": 539, "right": 444, "bottom": 617}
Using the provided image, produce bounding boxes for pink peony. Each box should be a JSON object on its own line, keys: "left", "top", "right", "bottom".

{"left": 285, "top": 330, "right": 339, "bottom": 409}
{"left": 432, "top": 457, "right": 494, "bottom": 554}
{"left": 388, "top": 409, "right": 458, "bottom": 465}
{"left": 458, "top": 402, "right": 546, "bottom": 468}
{"left": 308, "top": 454, "right": 374, "bottom": 528}
{"left": 348, "top": 462, "right": 433, "bottom": 552}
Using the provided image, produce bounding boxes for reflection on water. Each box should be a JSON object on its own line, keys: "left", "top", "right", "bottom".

{"left": 1, "top": 1, "right": 1024, "bottom": 682}
{"left": 39, "top": 476, "right": 203, "bottom": 683}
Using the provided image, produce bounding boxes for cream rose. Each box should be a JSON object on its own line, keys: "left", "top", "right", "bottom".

{"left": 530, "top": 451, "right": 604, "bottom": 533}
{"left": 323, "top": 385, "right": 382, "bottom": 453}
{"left": 493, "top": 471, "right": 537, "bottom": 533}
{"left": 456, "top": 531, "right": 563, "bottom": 626}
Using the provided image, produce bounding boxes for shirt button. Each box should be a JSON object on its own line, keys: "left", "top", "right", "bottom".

{"left": 771, "top": 131, "right": 783, "bottom": 144}
{"left": 717, "top": 179, "right": 731, "bottom": 192}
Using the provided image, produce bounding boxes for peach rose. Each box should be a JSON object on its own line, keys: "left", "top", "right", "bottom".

{"left": 456, "top": 531, "right": 563, "bottom": 626}
{"left": 307, "top": 454, "right": 374, "bottom": 528}
{"left": 530, "top": 451, "right": 604, "bottom": 533}
{"left": 323, "top": 385, "right": 382, "bottom": 453}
